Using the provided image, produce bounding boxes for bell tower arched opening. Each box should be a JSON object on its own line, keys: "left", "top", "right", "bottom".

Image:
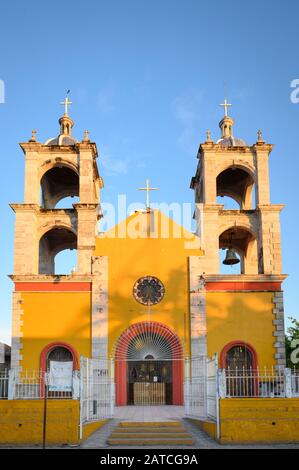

{"left": 219, "top": 226, "right": 258, "bottom": 275}
{"left": 40, "top": 165, "right": 79, "bottom": 209}
{"left": 39, "top": 227, "right": 77, "bottom": 274}
{"left": 217, "top": 166, "right": 255, "bottom": 210}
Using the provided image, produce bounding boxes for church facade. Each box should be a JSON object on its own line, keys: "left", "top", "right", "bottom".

{"left": 9, "top": 99, "right": 286, "bottom": 407}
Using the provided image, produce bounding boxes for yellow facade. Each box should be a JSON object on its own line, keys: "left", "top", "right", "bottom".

{"left": 20, "top": 291, "right": 91, "bottom": 370}
{"left": 206, "top": 292, "right": 276, "bottom": 367}
{"left": 94, "top": 211, "right": 202, "bottom": 357}
{"left": 16, "top": 211, "right": 279, "bottom": 370}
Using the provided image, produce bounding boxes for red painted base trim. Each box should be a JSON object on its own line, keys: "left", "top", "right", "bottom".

{"left": 206, "top": 281, "right": 281, "bottom": 292}
{"left": 15, "top": 282, "right": 91, "bottom": 292}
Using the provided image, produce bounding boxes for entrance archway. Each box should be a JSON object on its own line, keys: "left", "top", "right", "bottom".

{"left": 114, "top": 321, "right": 184, "bottom": 406}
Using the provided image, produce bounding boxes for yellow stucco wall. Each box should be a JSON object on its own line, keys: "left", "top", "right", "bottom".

{"left": 95, "top": 211, "right": 202, "bottom": 357}
{"left": 20, "top": 291, "right": 91, "bottom": 370}
{"left": 82, "top": 419, "right": 109, "bottom": 440}
{"left": 206, "top": 292, "right": 275, "bottom": 367}
{"left": 0, "top": 400, "right": 79, "bottom": 445}
{"left": 220, "top": 398, "right": 299, "bottom": 443}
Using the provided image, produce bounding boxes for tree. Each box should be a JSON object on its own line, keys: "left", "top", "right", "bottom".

{"left": 285, "top": 317, "right": 299, "bottom": 369}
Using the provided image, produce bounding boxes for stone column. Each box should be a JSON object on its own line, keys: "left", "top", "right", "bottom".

{"left": 91, "top": 256, "right": 108, "bottom": 360}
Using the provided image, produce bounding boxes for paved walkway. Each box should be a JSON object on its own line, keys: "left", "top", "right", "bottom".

{"left": 114, "top": 405, "right": 185, "bottom": 421}
{"left": 81, "top": 416, "right": 299, "bottom": 449}
{"left": 2, "top": 407, "right": 297, "bottom": 450}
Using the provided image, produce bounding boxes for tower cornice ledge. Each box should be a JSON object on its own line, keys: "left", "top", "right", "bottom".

{"left": 258, "top": 204, "right": 285, "bottom": 213}
{"left": 75, "top": 141, "right": 98, "bottom": 158}
{"left": 73, "top": 203, "right": 99, "bottom": 210}
{"left": 8, "top": 274, "right": 93, "bottom": 282}
{"left": 199, "top": 143, "right": 251, "bottom": 154}
{"left": 19, "top": 143, "right": 80, "bottom": 154}
{"left": 251, "top": 143, "right": 274, "bottom": 153}
{"left": 19, "top": 142, "right": 43, "bottom": 153}
{"left": 202, "top": 274, "right": 288, "bottom": 283}
{"left": 10, "top": 203, "right": 40, "bottom": 213}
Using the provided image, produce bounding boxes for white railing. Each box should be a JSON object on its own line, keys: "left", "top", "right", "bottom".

{"left": 207, "top": 354, "right": 218, "bottom": 420}
{"left": 0, "top": 369, "right": 9, "bottom": 399}
{"left": 185, "top": 355, "right": 209, "bottom": 419}
{"left": 7, "top": 369, "right": 80, "bottom": 399}
{"left": 222, "top": 367, "right": 299, "bottom": 398}
{"left": 79, "top": 357, "right": 114, "bottom": 435}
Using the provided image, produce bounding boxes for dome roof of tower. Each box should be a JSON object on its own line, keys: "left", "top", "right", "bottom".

{"left": 45, "top": 134, "right": 78, "bottom": 146}
{"left": 216, "top": 136, "right": 248, "bottom": 147}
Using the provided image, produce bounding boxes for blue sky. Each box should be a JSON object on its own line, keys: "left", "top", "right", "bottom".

{"left": 0, "top": 0, "right": 298, "bottom": 344}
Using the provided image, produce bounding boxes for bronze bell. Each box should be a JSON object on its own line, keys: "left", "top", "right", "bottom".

{"left": 223, "top": 248, "right": 240, "bottom": 265}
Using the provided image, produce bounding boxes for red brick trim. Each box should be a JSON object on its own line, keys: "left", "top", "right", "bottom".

{"left": 15, "top": 282, "right": 91, "bottom": 292}
{"left": 206, "top": 282, "right": 281, "bottom": 292}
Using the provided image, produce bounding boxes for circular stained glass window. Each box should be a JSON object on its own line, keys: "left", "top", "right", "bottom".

{"left": 133, "top": 276, "right": 165, "bottom": 306}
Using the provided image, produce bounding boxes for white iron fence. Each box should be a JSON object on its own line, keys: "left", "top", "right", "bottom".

{"left": 220, "top": 367, "right": 299, "bottom": 398}
{"left": 207, "top": 354, "right": 218, "bottom": 420}
{"left": 4, "top": 369, "right": 80, "bottom": 399}
{"left": 79, "top": 357, "right": 114, "bottom": 437}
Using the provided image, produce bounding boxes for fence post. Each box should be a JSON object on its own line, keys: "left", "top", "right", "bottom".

{"left": 79, "top": 357, "right": 84, "bottom": 440}
{"left": 217, "top": 368, "right": 226, "bottom": 398}
{"left": 72, "top": 370, "right": 80, "bottom": 400}
{"left": 8, "top": 369, "right": 16, "bottom": 400}
{"left": 110, "top": 358, "right": 115, "bottom": 417}
{"left": 284, "top": 368, "right": 292, "bottom": 398}
{"left": 184, "top": 358, "right": 190, "bottom": 416}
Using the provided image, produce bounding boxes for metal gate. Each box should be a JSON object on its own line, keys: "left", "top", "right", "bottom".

{"left": 184, "top": 355, "right": 207, "bottom": 418}
{"left": 185, "top": 353, "right": 219, "bottom": 436}
{"left": 79, "top": 357, "right": 114, "bottom": 438}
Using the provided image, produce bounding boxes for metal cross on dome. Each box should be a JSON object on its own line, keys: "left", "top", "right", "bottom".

{"left": 138, "top": 178, "right": 159, "bottom": 210}
{"left": 60, "top": 90, "right": 72, "bottom": 116}
{"left": 219, "top": 98, "right": 232, "bottom": 117}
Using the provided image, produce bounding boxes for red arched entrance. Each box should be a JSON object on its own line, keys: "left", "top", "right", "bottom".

{"left": 114, "top": 321, "right": 184, "bottom": 406}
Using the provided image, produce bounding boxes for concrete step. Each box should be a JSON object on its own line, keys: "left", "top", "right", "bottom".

{"left": 107, "top": 421, "right": 194, "bottom": 446}
{"left": 107, "top": 437, "right": 194, "bottom": 446}
{"left": 113, "top": 427, "right": 186, "bottom": 434}
{"left": 111, "top": 432, "right": 191, "bottom": 439}
{"left": 118, "top": 421, "right": 182, "bottom": 427}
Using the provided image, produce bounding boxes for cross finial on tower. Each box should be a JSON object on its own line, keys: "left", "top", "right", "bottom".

{"left": 60, "top": 90, "right": 72, "bottom": 116}
{"left": 138, "top": 178, "right": 159, "bottom": 211}
{"left": 219, "top": 98, "right": 232, "bottom": 117}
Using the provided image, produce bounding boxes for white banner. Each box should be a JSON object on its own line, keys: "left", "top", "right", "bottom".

{"left": 48, "top": 361, "right": 73, "bottom": 392}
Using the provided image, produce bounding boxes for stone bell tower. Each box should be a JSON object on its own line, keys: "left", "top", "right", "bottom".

{"left": 189, "top": 99, "right": 287, "bottom": 368}
{"left": 11, "top": 96, "right": 103, "bottom": 277}
{"left": 10, "top": 96, "right": 103, "bottom": 369}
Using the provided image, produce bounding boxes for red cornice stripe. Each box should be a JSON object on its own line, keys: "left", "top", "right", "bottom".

{"left": 14, "top": 282, "right": 92, "bottom": 292}
{"left": 206, "top": 282, "right": 281, "bottom": 291}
